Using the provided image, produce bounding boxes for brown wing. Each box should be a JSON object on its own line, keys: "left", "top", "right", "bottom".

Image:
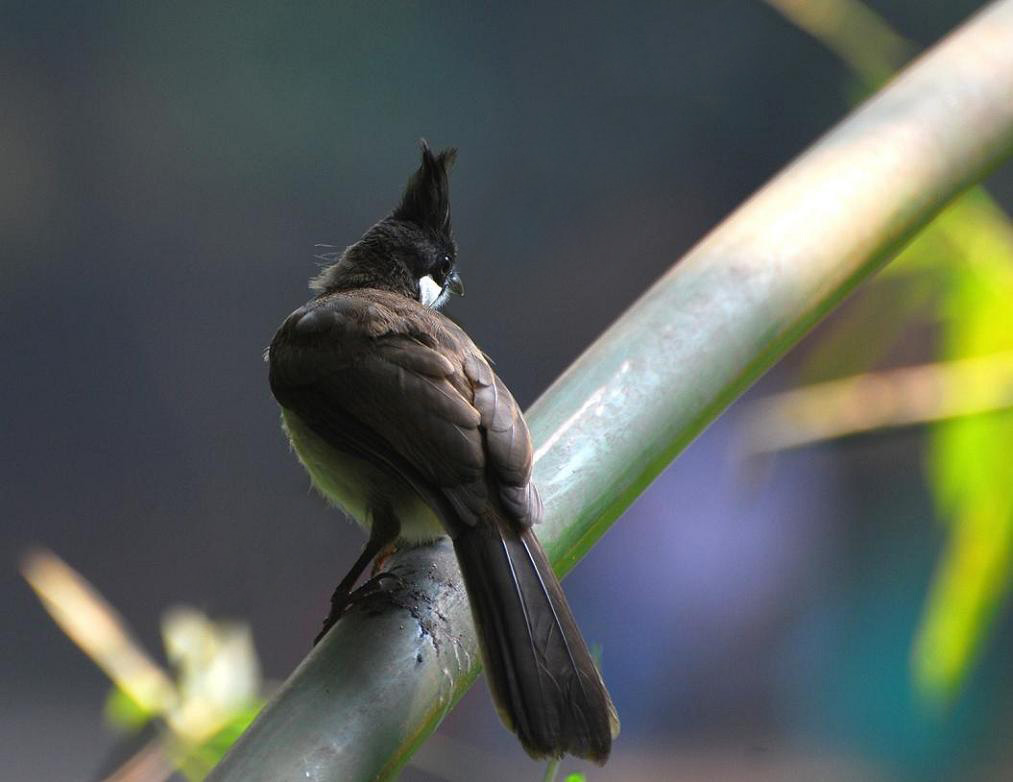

{"left": 446, "top": 319, "right": 542, "bottom": 526}
{"left": 268, "top": 289, "right": 541, "bottom": 530}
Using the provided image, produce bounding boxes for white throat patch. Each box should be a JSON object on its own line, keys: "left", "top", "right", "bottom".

{"left": 418, "top": 274, "right": 445, "bottom": 308}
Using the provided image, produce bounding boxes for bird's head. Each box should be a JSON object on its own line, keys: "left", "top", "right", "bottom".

{"left": 312, "top": 141, "right": 463, "bottom": 309}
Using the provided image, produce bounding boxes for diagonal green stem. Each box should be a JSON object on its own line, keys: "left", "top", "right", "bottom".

{"left": 209, "top": 3, "right": 1013, "bottom": 780}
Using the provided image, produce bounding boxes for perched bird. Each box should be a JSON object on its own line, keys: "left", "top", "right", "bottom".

{"left": 267, "top": 142, "right": 618, "bottom": 761}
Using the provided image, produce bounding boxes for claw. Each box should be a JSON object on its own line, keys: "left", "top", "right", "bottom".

{"left": 312, "top": 571, "right": 409, "bottom": 645}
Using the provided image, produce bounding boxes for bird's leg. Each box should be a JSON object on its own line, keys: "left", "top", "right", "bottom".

{"left": 370, "top": 542, "right": 399, "bottom": 576}
{"left": 314, "top": 506, "right": 400, "bottom": 645}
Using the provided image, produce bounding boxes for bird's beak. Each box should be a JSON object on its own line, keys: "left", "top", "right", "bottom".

{"left": 447, "top": 270, "right": 464, "bottom": 296}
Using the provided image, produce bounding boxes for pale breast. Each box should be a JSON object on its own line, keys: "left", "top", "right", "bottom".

{"left": 280, "top": 408, "right": 447, "bottom": 543}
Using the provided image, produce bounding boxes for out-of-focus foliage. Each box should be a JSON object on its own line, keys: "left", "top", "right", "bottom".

{"left": 161, "top": 607, "right": 262, "bottom": 749}
{"left": 765, "top": 0, "right": 911, "bottom": 87}
{"left": 105, "top": 686, "right": 154, "bottom": 733}
{"left": 160, "top": 607, "right": 264, "bottom": 780}
{"left": 767, "top": 0, "right": 1013, "bottom": 701}
{"left": 23, "top": 550, "right": 265, "bottom": 781}
{"left": 910, "top": 194, "right": 1013, "bottom": 701}
{"left": 542, "top": 757, "right": 586, "bottom": 782}
{"left": 173, "top": 704, "right": 264, "bottom": 782}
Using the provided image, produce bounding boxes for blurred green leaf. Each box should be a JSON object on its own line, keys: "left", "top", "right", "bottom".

{"left": 24, "top": 554, "right": 266, "bottom": 782}
{"left": 771, "top": 0, "right": 1013, "bottom": 702}
{"left": 104, "top": 685, "right": 155, "bottom": 733}
{"left": 176, "top": 703, "right": 264, "bottom": 782}
{"left": 162, "top": 606, "right": 263, "bottom": 744}
{"left": 915, "top": 194, "right": 1013, "bottom": 699}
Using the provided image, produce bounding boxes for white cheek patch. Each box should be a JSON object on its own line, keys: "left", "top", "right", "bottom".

{"left": 418, "top": 274, "right": 444, "bottom": 308}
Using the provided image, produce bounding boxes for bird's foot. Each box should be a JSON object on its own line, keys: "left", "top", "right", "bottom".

{"left": 312, "top": 571, "right": 408, "bottom": 646}
{"left": 352, "top": 570, "right": 407, "bottom": 601}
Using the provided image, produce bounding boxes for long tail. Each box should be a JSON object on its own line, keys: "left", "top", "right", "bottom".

{"left": 453, "top": 516, "right": 619, "bottom": 762}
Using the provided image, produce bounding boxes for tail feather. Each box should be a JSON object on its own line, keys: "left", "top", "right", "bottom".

{"left": 453, "top": 517, "right": 618, "bottom": 762}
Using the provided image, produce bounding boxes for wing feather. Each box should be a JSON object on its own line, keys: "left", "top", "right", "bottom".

{"left": 269, "top": 289, "right": 540, "bottom": 530}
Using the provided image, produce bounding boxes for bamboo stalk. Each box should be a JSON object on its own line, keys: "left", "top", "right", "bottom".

{"left": 209, "top": 3, "right": 1013, "bottom": 780}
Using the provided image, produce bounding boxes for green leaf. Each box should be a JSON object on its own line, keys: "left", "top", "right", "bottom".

{"left": 915, "top": 205, "right": 1013, "bottom": 699}
{"left": 776, "top": 0, "right": 1013, "bottom": 704}
{"left": 174, "top": 702, "right": 264, "bottom": 781}
{"left": 104, "top": 686, "right": 155, "bottom": 733}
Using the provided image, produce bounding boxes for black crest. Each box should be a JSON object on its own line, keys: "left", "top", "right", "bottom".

{"left": 392, "top": 140, "right": 456, "bottom": 236}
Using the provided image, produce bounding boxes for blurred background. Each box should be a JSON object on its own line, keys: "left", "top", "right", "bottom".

{"left": 3, "top": 1, "right": 1012, "bottom": 780}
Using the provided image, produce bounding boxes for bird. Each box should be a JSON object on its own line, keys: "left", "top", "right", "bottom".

{"left": 267, "top": 141, "right": 619, "bottom": 762}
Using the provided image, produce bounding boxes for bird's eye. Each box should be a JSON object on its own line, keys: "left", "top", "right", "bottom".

{"left": 439, "top": 255, "right": 452, "bottom": 278}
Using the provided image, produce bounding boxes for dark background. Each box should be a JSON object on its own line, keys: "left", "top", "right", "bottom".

{"left": 3, "top": 2, "right": 1012, "bottom": 780}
